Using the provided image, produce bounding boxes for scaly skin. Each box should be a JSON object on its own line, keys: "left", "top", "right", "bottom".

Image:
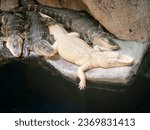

{"left": 25, "top": 11, "right": 56, "bottom": 58}
{"left": 38, "top": 5, "right": 119, "bottom": 51}
{"left": 48, "top": 24, "right": 134, "bottom": 90}
{"left": 1, "top": 12, "right": 24, "bottom": 57}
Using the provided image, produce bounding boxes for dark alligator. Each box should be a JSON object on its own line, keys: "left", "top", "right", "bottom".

{"left": 38, "top": 5, "right": 119, "bottom": 51}
{"left": 0, "top": 12, "right": 24, "bottom": 57}
{"left": 24, "top": 11, "right": 56, "bottom": 58}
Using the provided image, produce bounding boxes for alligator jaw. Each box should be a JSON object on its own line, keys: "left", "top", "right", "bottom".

{"left": 6, "top": 34, "right": 23, "bottom": 57}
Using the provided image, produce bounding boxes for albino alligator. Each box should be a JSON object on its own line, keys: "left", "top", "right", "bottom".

{"left": 38, "top": 5, "right": 119, "bottom": 51}
{"left": 24, "top": 11, "right": 56, "bottom": 58}
{"left": 48, "top": 23, "right": 134, "bottom": 90}
{"left": 0, "top": 12, "right": 24, "bottom": 57}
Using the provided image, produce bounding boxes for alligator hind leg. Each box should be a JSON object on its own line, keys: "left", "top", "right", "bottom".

{"left": 78, "top": 62, "right": 92, "bottom": 90}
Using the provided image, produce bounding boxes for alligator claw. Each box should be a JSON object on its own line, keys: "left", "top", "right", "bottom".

{"left": 78, "top": 84, "right": 86, "bottom": 90}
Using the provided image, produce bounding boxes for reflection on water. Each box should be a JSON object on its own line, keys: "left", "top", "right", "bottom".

{"left": 0, "top": 62, "right": 150, "bottom": 113}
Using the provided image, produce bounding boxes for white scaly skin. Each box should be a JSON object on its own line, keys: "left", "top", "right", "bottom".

{"left": 48, "top": 24, "right": 134, "bottom": 90}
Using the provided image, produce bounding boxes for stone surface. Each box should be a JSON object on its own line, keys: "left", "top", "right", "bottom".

{"left": 0, "top": 0, "right": 19, "bottom": 11}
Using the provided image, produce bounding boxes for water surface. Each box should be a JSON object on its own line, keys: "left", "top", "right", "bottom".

{"left": 0, "top": 62, "right": 150, "bottom": 112}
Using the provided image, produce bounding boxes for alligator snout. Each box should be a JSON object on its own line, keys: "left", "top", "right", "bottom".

{"left": 33, "top": 40, "right": 56, "bottom": 58}
{"left": 93, "top": 35, "right": 119, "bottom": 51}
{"left": 6, "top": 34, "right": 23, "bottom": 57}
{"left": 115, "top": 54, "right": 134, "bottom": 66}
{"left": 99, "top": 51, "right": 134, "bottom": 68}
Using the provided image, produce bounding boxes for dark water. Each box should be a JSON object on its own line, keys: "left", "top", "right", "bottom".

{"left": 0, "top": 62, "right": 150, "bottom": 113}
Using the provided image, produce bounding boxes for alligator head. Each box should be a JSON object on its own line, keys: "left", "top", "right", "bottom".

{"left": 6, "top": 34, "right": 23, "bottom": 57}
{"left": 95, "top": 51, "right": 134, "bottom": 68}
{"left": 33, "top": 40, "right": 56, "bottom": 59}
{"left": 92, "top": 34, "right": 119, "bottom": 51}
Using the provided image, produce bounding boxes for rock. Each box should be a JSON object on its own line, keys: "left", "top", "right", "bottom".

{"left": 58, "top": 0, "right": 88, "bottom": 11}
{"left": 82, "top": 0, "right": 150, "bottom": 43}
{"left": 36, "top": 0, "right": 61, "bottom": 8}
{"left": 37, "top": 0, "right": 88, "bottom": 11}
{"left": 0, "top": 0, "right": 19, "bottom": 11}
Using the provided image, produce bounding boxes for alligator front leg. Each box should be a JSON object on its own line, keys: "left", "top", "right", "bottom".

{"left": 77, "top": 62, "right": 92, "bottom": 90}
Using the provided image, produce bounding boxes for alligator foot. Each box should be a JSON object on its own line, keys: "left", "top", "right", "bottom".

{"left": 78, "top": 63, "right": 92, "bottom": 90}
